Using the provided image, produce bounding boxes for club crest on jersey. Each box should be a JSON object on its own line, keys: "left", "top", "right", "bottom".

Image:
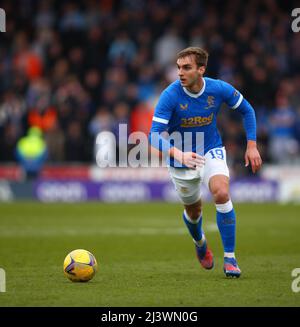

{"left": 204, "top": 96, "right": 215, "bottom": 109}
{"left": 179, "top": 103, "right": 188, "bottom": 110}
{"left": 234, "top": 90, "right": 239, "bottom": 97}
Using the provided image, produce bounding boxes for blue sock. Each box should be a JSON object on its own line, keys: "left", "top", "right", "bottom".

{"left": 216, "top": 204, "right": 236, "bottom": 253}
{"left": 182, "top": 211, "right": 203, "bottom": 242}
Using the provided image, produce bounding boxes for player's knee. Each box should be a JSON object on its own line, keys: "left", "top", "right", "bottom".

{"left": 212, "top": 188, "right": 230, "bottom": 204}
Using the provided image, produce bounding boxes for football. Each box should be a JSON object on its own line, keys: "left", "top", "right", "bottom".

{"left": 63, "top": 249, "right": 98, "bottom": 282}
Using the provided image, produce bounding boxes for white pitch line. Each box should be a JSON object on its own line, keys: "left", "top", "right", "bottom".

{"left": 205, "top": 222, "right": 219, "bottom": 232}
{"left": 0, "top": 224, "right": 219, "bottom": 237}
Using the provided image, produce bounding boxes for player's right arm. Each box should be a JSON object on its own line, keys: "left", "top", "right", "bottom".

{"left": 149, "top": 90, "right": 204, "bottom": 169}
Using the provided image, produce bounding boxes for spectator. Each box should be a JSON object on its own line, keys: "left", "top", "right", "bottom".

{"left": 13, "top": 32, "right": 43, "bottom": 81}
{"left": 269, "top": 95, "right": 298, "bottom": 163}
{"left": 64, "top": 121, "right": 87, "bottom": 162}
{"left": 0, "top": 0, "right": 299, "bottom": 169}
{"left": 44, "top": 120, "right": 65, "bottom": 162}
{"left": 15, "top": 126, "right": 48, "bottom": 179}
{"left": 154, "top": 27, "right": 185, "bottom": 68}
{"left": 90, "top": 106, "right": 115, "bottom": 167}
{"left": 108, "top": 31, "right": 137, "bottom": 65}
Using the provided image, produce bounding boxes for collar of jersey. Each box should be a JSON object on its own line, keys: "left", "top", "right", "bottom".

{"left": 183, "top": 78, "right": 206, "bottom": 98}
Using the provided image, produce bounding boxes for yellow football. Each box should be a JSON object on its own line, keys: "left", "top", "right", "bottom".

{"left": 63, "top": 249, "right": 98, "bottom": 282}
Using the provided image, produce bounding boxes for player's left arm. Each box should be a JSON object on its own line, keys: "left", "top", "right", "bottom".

{"left": 220, "top": 80, "right": 262, "bottom": 173}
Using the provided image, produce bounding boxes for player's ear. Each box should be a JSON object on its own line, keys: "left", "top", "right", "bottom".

{"left": 199, "top": 65, "right": 206, "bottom": 75}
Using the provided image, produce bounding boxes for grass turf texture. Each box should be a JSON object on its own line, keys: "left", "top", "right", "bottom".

{"left": 0, "top": 202, "right": 299, "bottom": 307}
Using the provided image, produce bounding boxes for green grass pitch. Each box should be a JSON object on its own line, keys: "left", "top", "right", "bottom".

{"left": 0, "top": 202, "right": 299, "bottom": 307}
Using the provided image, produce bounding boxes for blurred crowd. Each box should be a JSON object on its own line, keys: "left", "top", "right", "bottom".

{"left": 0, "top": 0, "right": 299, "bottom": 176}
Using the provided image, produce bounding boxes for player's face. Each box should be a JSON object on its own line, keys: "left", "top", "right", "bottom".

{"left": 177, "top": 55, "right": 205, "bottom": 90}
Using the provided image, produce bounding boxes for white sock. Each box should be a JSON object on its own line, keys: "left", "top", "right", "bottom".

{"left": 215, "top": 200, "right": 233, "bottom": 213}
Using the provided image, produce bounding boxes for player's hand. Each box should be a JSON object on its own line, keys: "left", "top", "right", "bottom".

{"left": 182, "top": 152, "right": 205, "bottom": 169}
{"left": 245, "top": 141, "right": 262, "bottom": 173}
{"left": 169, "top": 147, "right": 205, "bottom": 169}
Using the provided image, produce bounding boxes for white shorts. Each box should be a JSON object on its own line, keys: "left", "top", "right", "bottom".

{"left": 168, "top": 147, "right": 230, "bottom": 205}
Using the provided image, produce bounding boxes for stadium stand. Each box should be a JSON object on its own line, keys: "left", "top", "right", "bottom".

{"left": 0, "top": 0, "right": 299, "bottom": 181}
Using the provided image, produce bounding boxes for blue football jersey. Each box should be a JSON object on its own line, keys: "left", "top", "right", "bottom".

{"left": 149, "top": 77, "right": 255, "bottom": 166}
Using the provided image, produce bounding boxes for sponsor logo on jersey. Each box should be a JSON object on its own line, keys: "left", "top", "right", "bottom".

{"left": 180, "top": 113, "right": 214, "bottom": 127}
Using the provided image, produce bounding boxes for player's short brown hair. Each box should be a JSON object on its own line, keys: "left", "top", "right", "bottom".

{"left": 177, "top": 47, "right": 209, "bottom": 67}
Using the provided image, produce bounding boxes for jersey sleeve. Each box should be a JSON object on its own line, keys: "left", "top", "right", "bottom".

{"left": 219, "top": 80, "right": 256, "bottom": 141}
{"left": 219, "top": 80, "right": 244, "bottom": 109}
{"left": 151, "top": 89, "right": 174, "bottom": 126}
{"left": 149, "top": 90, "right": 175, "bottom": 153}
